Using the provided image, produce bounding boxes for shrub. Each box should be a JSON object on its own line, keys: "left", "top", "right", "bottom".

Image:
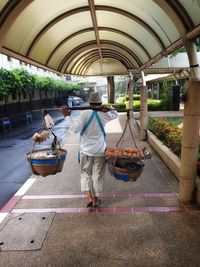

{"left": 117, "top": 94, "right": 141, "bottom": 104}
{"left": 124, "top": 99, "right": 164, "bottom": 111}
{"left": 102, "top": 103, "right": 126, "bottom": 110}
{"left": 116, "top": 96, "right": 126, "bottom": 104}
{"left": 148, "top": 117, "right": 200, "bottom": 162}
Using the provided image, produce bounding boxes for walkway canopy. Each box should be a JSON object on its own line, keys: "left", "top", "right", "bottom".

{"left": 0, "top": 0, "right": 200, "bottom": 76}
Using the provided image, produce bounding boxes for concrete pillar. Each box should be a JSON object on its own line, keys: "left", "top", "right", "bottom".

{"left": 107, "top": 76, "right": 115, "bottom": 103}
{"left": 183, "top": 39, "right": 200, "bottom": 80}
{"left": 179, "top": 39, "right": 200, "bottom": 204}
{"left": 128, "top": 74, "right": 133, "bottom": 113}
{"left": 140, "top": 71, "right": 148, "bottom": 140}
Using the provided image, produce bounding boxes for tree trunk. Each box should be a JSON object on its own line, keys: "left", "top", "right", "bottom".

{"left": 107, "top": 76, "right": 115, "bottom": 103}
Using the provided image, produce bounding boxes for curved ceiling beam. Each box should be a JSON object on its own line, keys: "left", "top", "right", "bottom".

{"left": 73, "top": 49, "right": 133, "bottom": 74}
{"left": 75, "top": 51, "right": 132, "bottom": 74}
{"left": 26, "top": 6, "right": 89, "bottom": 57}
{"left": 59, "top": 40, "right": 141, "bottom": 73}
{"left": 166, "top": 0, "right": 194, "bottom": 30}
{"left": 58, "top": 40, "right": 142, "bottom": 72}
{"left": 46, "top": 26, "right": 151, "bottom": 66}
{"left": 77, "top": 55, "right": 100, "bottom": 75}
{"left": 72, "top": 49, "right": 131, "bottom": 74}
{"left": 153, "top": 0, "right": 189, "bottom": 36}
{"left": 74, "top": 53, "right": 130, "bottom": 74}
{"left": 88, "top": 0, "right": 102, "bottom": 58}
{"left": 81, "top": 56, "right": 128, "bottom": 76}
{"left": 73, "top": 51, "right": 100, "bottom": 73}
{"left": 69, "top": 44, "right": 138, "bottom": 73}
{"left": 0, "top": 0, "right": 33, "bottom": 47}
{"left": 101, "top": 51, "right": 133, "bottom": 68}
{"left": 80, "top": 54, "right": 131, "bottom": 75}
{"left": 46, "top": 28, "right": 94, "bottom": 65}
{"left": 27, "top": 5, "right": 166, "bottom": 58}
{"left": 72, "top": 50, "right": 99, "bottom": 68}
{"left": 95, "top": 5, "right": 165, "bottom": 49}
{"left": 98, "top": 27, "right": 151, "bottom": 59}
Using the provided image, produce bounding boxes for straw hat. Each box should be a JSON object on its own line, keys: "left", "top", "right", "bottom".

{"left": 88, "top": 92, "right": 102, "bottom": 104}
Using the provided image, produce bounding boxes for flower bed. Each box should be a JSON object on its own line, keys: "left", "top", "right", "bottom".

{"left": 148, "top": 117, "right": 200, "bottom": 175}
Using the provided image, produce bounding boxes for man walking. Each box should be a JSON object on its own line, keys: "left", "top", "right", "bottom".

{"left": 60, "top": 92, "right": 118, "bottom": 207}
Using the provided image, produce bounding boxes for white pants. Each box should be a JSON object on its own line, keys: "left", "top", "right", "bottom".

{"left": 80, "top": 153, "right": 106, "bottom": 197}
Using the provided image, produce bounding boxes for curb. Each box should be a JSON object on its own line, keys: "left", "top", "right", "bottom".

{"left": 0, "top": 176, "right": 37, "bottom": 224}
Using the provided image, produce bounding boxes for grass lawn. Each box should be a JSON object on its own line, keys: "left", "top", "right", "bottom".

{"left": 164, "top": 117, "right": 183, "bottom": 127}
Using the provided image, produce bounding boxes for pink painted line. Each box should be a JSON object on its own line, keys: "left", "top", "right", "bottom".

{"left": 22, "top": 192, "right": 177, "bottom": 200}
{"left": 11, "top": 206, "right": 193, "bottom": 214}
{"left": 143, "top": 193, "right": 177, "bottom": 198}
{"left": 149, "top": 206, "right": 185, "bottom": 212}
{"left": 114, "top": 207, "right": 132, "bottom": 213}
{"left": 0, "top": 196, "right": 22, "bottom": 212}
{"left": 79, "top": 207, "right": 98, "bottom": 213}
{"left": 97, "top": 207, "right": 115, "bottom": 213}
{"left": 132, "top": 207, "right": 151, "bottom": 212}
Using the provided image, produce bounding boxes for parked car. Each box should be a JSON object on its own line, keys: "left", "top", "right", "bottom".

{"left": 101, "top": 94, "right": 108, "bottom": 103}
{"left": 70, "top": 96, "right": 83, "bottom": 106}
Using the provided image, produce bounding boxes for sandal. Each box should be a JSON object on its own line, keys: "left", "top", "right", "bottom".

{"left": 93, "top": 197, "right": 100, "bottom": 208}
{"left": 86, "top": 201, "right": 93, "bottom": 208}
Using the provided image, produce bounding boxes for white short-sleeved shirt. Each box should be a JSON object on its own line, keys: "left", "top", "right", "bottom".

{"left": 66, "top": 109, "right": 118, "bottom": 156}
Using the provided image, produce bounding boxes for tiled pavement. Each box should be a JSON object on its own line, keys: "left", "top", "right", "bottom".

{"left": 1, "top": 110, "right": 200, "bottom": 267}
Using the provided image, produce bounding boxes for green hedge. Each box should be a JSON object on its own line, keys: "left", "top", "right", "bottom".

{"left": 102, "top": 103, "right": 126, "bottom": 110}
{"left": 0, "top": 67, "right": 82, "bottom": 97}
{"left": 116, "top": 94, "right": 140, "bottom": 104}
{"left": 124, "top": 99, "right": 165, "bottom": 111}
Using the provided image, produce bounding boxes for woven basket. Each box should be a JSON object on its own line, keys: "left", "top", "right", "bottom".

{"left": 107, "top": 158, "right": 143, "bottom": 182}
{"left": 27, "top": 148, "right": 67, "bottom": 177}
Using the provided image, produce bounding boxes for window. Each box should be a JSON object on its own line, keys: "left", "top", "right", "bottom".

{"left": 7, "top": 56, "right": 12, "bottom": 61}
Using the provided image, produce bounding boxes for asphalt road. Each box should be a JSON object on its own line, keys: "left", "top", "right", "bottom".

{"left": 0, "top": 111, "right": 68, "bottom": 208}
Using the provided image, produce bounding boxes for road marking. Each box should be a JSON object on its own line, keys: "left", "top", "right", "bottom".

{"left": 0, "top": 177, "right": 37, "bottom": 224}
{"left": 0, "top": 196, "right": 21, "bottom": 212}
{"left": 15, "top": 178, "right": 36, "bottom": 196}
{"left": 0, "top": 213, "right": 9, "bottom": 224}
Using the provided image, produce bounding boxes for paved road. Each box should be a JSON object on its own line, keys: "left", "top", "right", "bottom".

{"left": 0, "top": 111, "right": 67, "bottom": 208}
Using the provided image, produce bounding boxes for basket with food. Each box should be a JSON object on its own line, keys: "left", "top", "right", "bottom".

{"left": 105, "top": 147, "right": 144, "bottom": 182}
{"left": 105, "top": 110, "right": 150, "bottom": 182}
{"left": 27, "top": 129, "right": 67, "bottom": 177}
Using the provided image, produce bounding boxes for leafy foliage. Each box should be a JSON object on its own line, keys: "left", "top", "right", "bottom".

{"left": 102, "top": 103, "right": 126, "bottom": 110}
{"left": 0, "top": 67, "right": 82, "bottom": 98}
{"left": 0, "top": 68, "right": 16, "bottom": 96}
{"left": 124, "top": 99, "right": 164, "bottom": 111}
{"left": 148, "top": 117, "right": 183, "bottom": 156}
{"left": 148, "top": 117, "right": 200, "bottom": 175}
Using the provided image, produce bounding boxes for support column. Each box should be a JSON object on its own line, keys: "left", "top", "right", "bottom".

{"left": 179, "top": 39, "right": 200, "bottom": 204}
{"left": 140, "top": 71, "right": 148, "bottom": 140}
{"left": 107, "top": 76, "right": 115, "bottom": 103}
{"left": 128, "top": 73, "right": 133, "bottom": 113}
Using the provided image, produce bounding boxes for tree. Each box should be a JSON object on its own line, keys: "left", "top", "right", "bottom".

{"left": 0, "top": 68, "right": 16, "bottom": 103}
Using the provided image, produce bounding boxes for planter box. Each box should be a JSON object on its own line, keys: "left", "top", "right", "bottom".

{"left": 147, "top": 129, "right": 200, "bottom": 206}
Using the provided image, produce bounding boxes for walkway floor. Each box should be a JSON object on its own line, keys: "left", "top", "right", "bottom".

{"left": 1, "top": 110, "right": 200, "bottom": 267}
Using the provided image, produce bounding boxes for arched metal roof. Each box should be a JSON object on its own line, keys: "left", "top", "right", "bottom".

{"left": 0, "top": 0, "right": 200, "bottom": 76}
